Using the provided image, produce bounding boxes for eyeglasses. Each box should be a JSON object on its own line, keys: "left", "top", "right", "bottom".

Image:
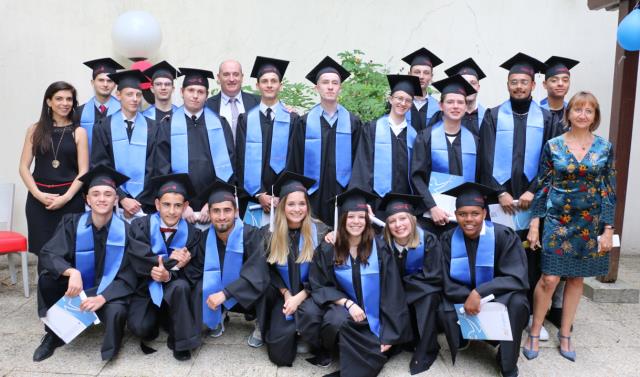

{"left": 153, "top": 82, "right": 173, "bottom": 88}
{"left": 392, "top": 96, "right": 413, "bottom": 105}
{"left": 508, "top": 79, "right": 531, "bottom": 86}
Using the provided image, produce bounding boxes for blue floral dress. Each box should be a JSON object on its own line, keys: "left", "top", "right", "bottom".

{"left": 531, "top": 135, "right": 616, "bottom": 277}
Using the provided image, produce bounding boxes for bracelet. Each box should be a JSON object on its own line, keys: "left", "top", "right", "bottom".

{"left": 343, "top": 299, "right": 350, "bottom": 308}
{"left": 347, "top": 301, "right": 355, "bottom": 310}
{"left": 604, "top": 225, "right": 614, "bottom": 230}
{"left": 498, "top": 192, "right": 509, "bottom": 198}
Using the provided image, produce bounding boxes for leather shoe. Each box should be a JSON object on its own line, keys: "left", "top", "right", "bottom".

{"left": 33, "top": 333, "right": 64, "bottom": 362}
{"left": 173, "top": 349, "right": 191, "bottom": 361}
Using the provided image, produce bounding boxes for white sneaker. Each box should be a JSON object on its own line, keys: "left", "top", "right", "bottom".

{"left": 527, "top": 315, "right": 549, "bottom": 341}
{"left": 247, "top": 322, "right": 263, "bottom": 348}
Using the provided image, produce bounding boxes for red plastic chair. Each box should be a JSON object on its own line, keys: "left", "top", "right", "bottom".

{"left": 0, "top": 183, "right": 29, "bottom": 297}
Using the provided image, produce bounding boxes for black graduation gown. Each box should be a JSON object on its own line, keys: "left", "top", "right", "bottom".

{"left": 309, "top": 239, "right": 412, "bottom": 377}
{"left": 235, "top": 110, "right": 299, "bottom": 214}
{"left": 37, "top": 213, "right": 136, "bottom": 360}
{"left": 155, "top": 113, "right": 237, "bottom": 211}
{"left": 349, "top": 122, "right": 413, "bottom": 217}
{"left": 408, "top": 101, "right": 438, "bottom": 132}
{"left": 439, "top": 223, "right": 529, "bottom": 375}
{"left": 549, "top": 107, "right": 567, "bottom": 133}
{"left": 389, "top": 230, "right": 444, "bottom": 375}
{"left": 90, "top": 115, "right": 159, "bottom": 213}
{"left": 153, "top": 108, "right": 174, "bottom": 123}
{"left": 185, "top": 223, "right": 270, "bottom": 329}
{"left": 287, "top": 112, "right": 362, "bottom": 227}
{"left": 477, "top": 101, "right": 561, "bottom": 199}
{"left": 259, "top": 223, "right": 329, "bottom": 366}
{"left": 125, "top": 216, "right": 203, "bottom": 351}
{"left": 205, "top": 91, "right": 261, "bottom": 115}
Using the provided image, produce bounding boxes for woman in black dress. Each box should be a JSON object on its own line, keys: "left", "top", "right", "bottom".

{"left": 19, "top": 81, "right": 89, "bottom": 272}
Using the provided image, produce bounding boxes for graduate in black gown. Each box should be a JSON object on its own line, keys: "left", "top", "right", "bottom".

{"left": 33, "top": 165, "right": 136, "bottom": 362}
{"left": 184, "top": 179, "right": 269, "bottom": 346}
{"left": 74, "top": 58, "right": 124, "bottom": 152}
{"left": 401, "top": 48, "right": 444, "bottom": 131}
{"left": 438, "top": 183, "right": 529, "bottom": 377}
{"left": 91, "top": 70, "right": 159, "bottom": 219}
{"left": 235, "top": 56, "right": 297, "bottom": 220}
{"left": 287, "top": 56, "right": 363, "bottom": 227}
{"left": 309, "top": 188, "right": 411, "bottom": 377}
{"left": 540, "top": 56, "right": 580, "bottom": 132}
{"left": 155, "top": 68, "right": 237, "bottom": 224}
{"left": 126, "top": 174, "right": 202, "bottom": 361}
{"left": 141, "top": 61, "right": 180, "bottom": 122}
{"left": 350, "top": 75, "right": 422, "bottom": 217}
{"left": 258, "top": 172, "right": 331, "bottom": 367}
{"left": 378, "top": 193, "right": 443, "bottom": 375}
{"left": 411, "top": 75, "right": 479, "bottom": 235}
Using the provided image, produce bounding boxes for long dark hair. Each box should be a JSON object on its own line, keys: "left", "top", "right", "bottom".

{"left": 32, "top": 81, "right": 78, "bottom": 155}
{"left": 334, "top": 211, "right": 374, "bottom": 266}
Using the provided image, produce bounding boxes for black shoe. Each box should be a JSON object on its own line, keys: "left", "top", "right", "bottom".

{"left": 33, "top": 333, "right": 64, "bottom": 362}
{"left": 173, "top": 349, "right": 191, "bottom": 361}
{"left": 306, "top": 353, "right": 332, "bottom": 368}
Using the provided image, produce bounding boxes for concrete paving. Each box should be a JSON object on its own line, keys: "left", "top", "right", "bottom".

{"left": 0, "top": 253, "right": 638, "bottom": 377}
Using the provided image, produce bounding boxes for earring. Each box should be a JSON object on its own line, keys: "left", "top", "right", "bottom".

{"left": 47, "top": 107, "right": 52, "bottom": 117}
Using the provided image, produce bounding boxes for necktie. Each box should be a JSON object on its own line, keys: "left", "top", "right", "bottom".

{"left": 124, "top": 120, "right": 134, "bottom": 142}
{"left": 229, "top": 97, "right": 239, "bottom": 141}
{"left": 191, "top": 114, "right": 198, "bottom": 126}
{"left": 160, "top": 227, "right": 176, "bottom": 233}
{"left": 265, "top": 108, "right": 273, "bottom": 123}
{"left": 398, "top": 248, "right": 405, "bottom": 259}
{"left": 99, "top": 104, "right": 107, "bottom": 114}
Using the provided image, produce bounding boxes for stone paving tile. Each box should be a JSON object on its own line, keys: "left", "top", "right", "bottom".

{"left": 8, "top": 372, "right": 95, "bottom": 377}
{"left": 189, "top": 344, "right": 277, "bottom": 376}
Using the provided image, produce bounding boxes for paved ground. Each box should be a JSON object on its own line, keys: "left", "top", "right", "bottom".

{"left": 0, "top": 253, "right": 638, "bottom": 377}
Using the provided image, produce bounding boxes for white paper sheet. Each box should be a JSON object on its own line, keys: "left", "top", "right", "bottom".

{"left": 41, "top": 291, "right": 100, "bottom": 344}
{"left": 454, "top": 302, "right": 513, "bottom": 341}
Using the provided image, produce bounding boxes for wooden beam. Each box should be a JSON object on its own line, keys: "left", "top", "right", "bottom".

{"left": 598, "top": 0, "right": 637, "bottom": 283}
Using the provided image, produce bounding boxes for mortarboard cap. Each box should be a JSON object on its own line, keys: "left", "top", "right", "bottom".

{"left": 379, "top": 193, "right": 425, "bottom": 219}
{"left": 250, "top": 56, "right": 289, "bottom": 80}
{"left": 402, "top": 47, "right": 443, "bottom": 68}
{"left": 201, "top": 179, "right": 238, "bottom": 206}
{"left": 544, "top": 56, "right": 580, "bottom": 80}
{"left": 108, "top": 69, "right": 148, "bottom": 91}
{"left": 144, "top": 60, "right": 180, "bottom": 82}
{"left": 500, "top": 52, "right": 547, "bottom": 79}
{"left": 83, "top": 58, "right": 125, "bottom": 79}
{"left": 432, "top": 75, "right": 477, "bottom": 97}
{"left": 305, "top": 56, "right": 351, "bottom": 84}
{"left": 78, "top": 164, "right": 129, "bottom": 193}
{"left": 179, "top": 67, "right": 214, "bottom": 89}
{"left": 387, "top": 74, "right": 422, "bottom": 97}
{"left": 150, "top": 173, "right": 195, "bottom": 201}
{"left": 444, "top": 58, "right": 486, "bottom": 80}
{"left": 271, "top": 171, "right": 316, "bottom": 198}
{"left": 442, "top": 182, "right": 498, "bottom": 209}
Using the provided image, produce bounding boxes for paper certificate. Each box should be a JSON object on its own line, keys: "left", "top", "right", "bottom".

{"left": 244, "top": 203, "right": 271, "bottom": 227}
{"left": 488, "top": 204, "right": 532, "bottom": 231}
{"left": 429, "top": 172, "right": 466, "bottom": 194}
{"left": 454, "top": 302, "right": 513, "bottom": 341}
{"left": 41, "top": 291, "right": 100, "bottom": 344}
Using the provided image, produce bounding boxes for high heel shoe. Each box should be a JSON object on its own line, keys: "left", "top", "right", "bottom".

{"left": 557, "top": 332, "right": 576, "bottom": 362}
{"left": 522, "top": 333, "right": 540, "bottom": 360}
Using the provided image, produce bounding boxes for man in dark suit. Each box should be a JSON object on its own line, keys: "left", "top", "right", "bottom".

{"left": 205, "top": 60, "right": 260, "bottom": 143}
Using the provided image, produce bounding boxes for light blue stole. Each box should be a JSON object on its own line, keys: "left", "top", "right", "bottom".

{"left": 492, "top": 100, "right": 544, "bottom": 184}
{"left": 75, "top": 212, "right": 126, "bottom": 294}
{"left": 303, "top": 104, "right": 352, "bottom": 193}
{"left": 430, "top": 121, "right": 476, "bottom": 182}
{"left": 405, "top": 95, "right": 440, "bottom": 126}
{"left": 170, "top": 106, "right": 233, "bottom": 182}
{"left": 148, "top": 213, "right": 188, "bottom": 307}
{"left": 111, "top": 111, "right": 148, "bottom": 198}
{"left": 80, "top": 96, "right": 120, "bottom": 151}
{"left": 539, "top": 97, "right": 567, "bottom": 111}
{"left": 450, "top": 221, "right": 495, "bottom": 287}
{"left": 373, "top": 116, "right": 416, "bottom": 196}
{"left": 142, "top": 104, "right": 178, "bottom": 120}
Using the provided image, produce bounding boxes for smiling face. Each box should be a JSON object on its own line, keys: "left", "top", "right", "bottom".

{"left": 440, "top": 93, "right": 467, "bottom": 121}
{"left": 86, "top": 186, "right": 117, "bottom": 216}
{"left": 92, "top": 73, "right": 116, "bottom": 97}
{"left": 209, "top": 200, "right": 237, "bottom": 233}
{"left": 283, "top": 191, "right": 308, "bottom": 228}
{"left": 543, "top": 73, "right": 570, "bottom": 99}
{"left": 345, "top": 211, "right": 367, "bottom": 238}
{"left": 181, "top": 85, "right": 207, "bottom": 113}
{"left": 155, "top": 192, "right": 187, "bottom": 228}
{"left": 567, "top": 102, "right": 596, "bottom": 132}
{"left": 454, "top": 205, "right": 486, "bottom": 239}
{"left": 389, "top": 90, "right": 413, "bottom": 118}
{"left": 151, "top": 77, "right": 174, "bottom": 101}
{"left": 315, "top": 72, "right": 341, "bottom": 103}
{"left": 409, "top": 64, "right": 432, "bottom": 93}
{"left": 507, "top": 73, "right": 535, "bottom": 100}
{"left": 117, "top": 87, "right": 142, "bottom": 114}
{"left": 46, "top": 89, "right": 74, "bottom": 120}
{"left": 218, "top": 60, "right": 243, "bottom": 97}
{"left": 387, "top": 212, "right": 413, "bottom": 244}
{"left": 256, "top": 72, "right": 282, "bottom": 102}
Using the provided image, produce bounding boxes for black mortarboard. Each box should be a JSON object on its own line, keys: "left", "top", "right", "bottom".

{"left": 250, "top": 56, "right": 289, "bottom": 80}
{"left": 544, "top": 56, "right": 580, "bottom": 80}
{"left": 379, "top": 193, "right": 425, "bottom": 218}
{"left": 500, "top": 53, "right": 547, "bottom": 78}
{"left": 178, "top": 67, "right": 214, "bottom": 89}
{"left": 330, "top": 187, "right": 378, "bottom": 214}
{"left": 305, "top": 56, "right": 351, "bottom": 84}
{"left": 201, "top": 179, "right": 238, "bottom": 206}
{"left": 150, "top": 173, "right": 195, "bottom": 201}
{"left": 432, "top": 75, "right": 477, "bottom": 97}
{"left": 402, "top": 47, "right": 443, "bottom": 68}
{"left": 444, "top": 58, "right": 486, "bottom": 80}
{"left": 442, "top": 182, "right": 498, "bottom": 209}
{"left": 144, "top": 60, "right": 180, "bottom": 82}
{"left": 78, "top": 164, "right": 129, "bottom": 193}
{"left": 108, "top": 69, "right": 148, "bottom": 91}
{"left": 83, "top": 58, "right": 125, "bottom": 79}
{"left": 387, "top": 74, "right": 422, "bottom": 97}
{"left": 271, "top": 171, "right": 316, "bottom": 198}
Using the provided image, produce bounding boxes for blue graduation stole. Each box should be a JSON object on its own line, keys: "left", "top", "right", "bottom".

{"left": 405, "top": 95, "right": 440, "bottom": 126}
{"left": 202, "top": 218, "right": 245, "bottom": 329}
{"left": 334, "top": 240, "right": 381, "bottom": 338}
{"left": 373, "top": 116, "right": 416, "bottom": 196}
{"left": 275, "top": 223, "right": 318, "bottom": 320}
{"left": 148, "top": 213, "right": 189, "bottom": 307}
{"left": 80, "top": 96, "right": 121, "bottom": 151}
{"left": 430, "top": 121, "right": 476, "bottom": 183}
{"left": 303, "top": 104, "right": 352, "bottom": 193}
{"left": 539, "top": 97, "right": 567, "bottom": 110}
{"left": 492, "top": 100, "right": 544, "bottom": 184}
{"left": 477, "top": 104, "right": 487, "bottom": 130}
{"left": 142, "top": 104, "right": 178, "bottom": 120}
{"left": 111, "top": 111, "right": 148, "bottom": 198}
{"left": 74, "top": 212, "right": 126, "bottom": 294}
{"left": 450, "top": 221, "right": 495, "bottom": 288}
{"left": 243, "top": 103, "right": 291, "bottom": 195}
{"left": 170, "top": 106, "right": 233, "bottom": 182}
{"left": 404, "top": 227, "right": 425, "bottom": 275}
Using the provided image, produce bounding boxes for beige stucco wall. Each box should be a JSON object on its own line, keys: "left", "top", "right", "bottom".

{"left": 1, "top": 0, "right": 638, "bottom": 253}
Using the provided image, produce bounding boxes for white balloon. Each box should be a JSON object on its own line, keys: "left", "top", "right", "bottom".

{"left": 111, "top": 10, "right": 162, "bottom": 59}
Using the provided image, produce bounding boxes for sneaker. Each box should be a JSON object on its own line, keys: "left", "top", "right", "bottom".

{"left": 33, "top": 333, "right": 64, "bottom": 362}
{"left": 527, "top": 315, "right": 549, "bottom": 341}
{"left": 297, "top": 340, "right": 311, "bottom": 354}
{"left": 208, "top": 322, "right": 224, "bottom": 338}
{"left": 247, "top": 323, "right": 263, "bottom": 348}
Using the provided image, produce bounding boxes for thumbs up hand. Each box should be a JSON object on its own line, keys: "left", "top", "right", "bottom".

{"left": 151, "top": 255, "right": 170, "bottom": 283}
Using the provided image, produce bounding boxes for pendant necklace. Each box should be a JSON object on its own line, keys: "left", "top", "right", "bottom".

{"left": 51, "top": 125, "right": 67, "bottom": 168}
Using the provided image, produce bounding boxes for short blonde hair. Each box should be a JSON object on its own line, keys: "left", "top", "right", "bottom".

{"left": 383, "top": 212, "right": 421, "bottom": 249}
{"left": 563, "top": 91, "right": 601, "bottom": 132}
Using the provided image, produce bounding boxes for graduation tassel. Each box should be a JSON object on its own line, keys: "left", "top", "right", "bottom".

{"left": 234, "top": 187, "right": 240, "bottom": 218}
{"left": 269, "top": 186, "right": 275, "bottom": 232}
{"left": 333, "top": 195, "right": 338, "bottom": 233}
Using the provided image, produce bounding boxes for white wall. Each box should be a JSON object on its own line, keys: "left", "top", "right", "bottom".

{"left": 1, "top": 0, "right": 637, "bottom": 252}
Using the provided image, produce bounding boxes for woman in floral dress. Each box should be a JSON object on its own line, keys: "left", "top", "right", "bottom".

{"left": 522, "top": 91, "right": 616, "bottom": 362}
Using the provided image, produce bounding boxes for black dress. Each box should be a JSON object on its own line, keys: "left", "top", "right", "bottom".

{"left": 26, "top": 125, "right": 85, "bottom": 261}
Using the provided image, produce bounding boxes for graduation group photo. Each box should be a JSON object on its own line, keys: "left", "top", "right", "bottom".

{"left": 2, "top": 1, "right": 639, "bottom": 377}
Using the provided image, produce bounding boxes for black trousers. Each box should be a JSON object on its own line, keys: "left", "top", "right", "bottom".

{"left": 38, "top": 273, "right": 127, "bottom": 360}
{"left": 409, "top": 292, "right": 441, "bottom": 375}
{"left": 127, "top": 278, "right": 200, "bottom": 352}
